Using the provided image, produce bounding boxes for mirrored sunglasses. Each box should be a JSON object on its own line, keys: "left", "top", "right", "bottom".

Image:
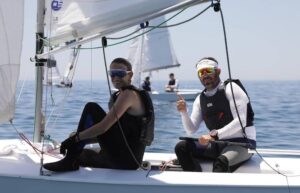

{"left": 109, "top": 69, "right": 130, "bottom": 78}
{"left": 198, "top": 67, "right": 216, "bottom": 77}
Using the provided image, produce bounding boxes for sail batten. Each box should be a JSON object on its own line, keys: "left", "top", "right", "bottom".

{"left": 0, "top": 1, "right": 24, "bottom": 124}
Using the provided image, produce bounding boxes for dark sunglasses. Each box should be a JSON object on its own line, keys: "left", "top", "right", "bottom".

{"left": 108, "top": 69, "right": 131, "bottom": 78}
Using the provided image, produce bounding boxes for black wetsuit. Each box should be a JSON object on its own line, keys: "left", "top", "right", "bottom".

{"left": 76, "top": 86, "right": 154, "bottom": 169}
{"left": 142, "top": 80, "right": 151, "bottom": 91}
{"left": 168, "top": 79, "right": 176, "bottom": 86}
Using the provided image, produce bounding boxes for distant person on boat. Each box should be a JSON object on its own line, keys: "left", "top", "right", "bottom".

{"left": 165, "top": 73, "right": 179, "bottom": 92}
{"left": 44, "top": 58, "right": 154, "bottom": 172}
{"left": 175, "top": 57, "right": 256, "bottom": 172}
{"left": 141, "top": 76, "right": 151, "bottom": 92}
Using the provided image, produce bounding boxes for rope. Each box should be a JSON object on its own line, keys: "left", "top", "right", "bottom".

{"left": 214, "top": 0, "right": 250, "bottom": 142}
{"left": 44, "top": 52, "right": 80, "bottom": 131}
{"left": 159, "top": 159, "right": 174, "bottom": 171}
{"left": 216, "top": 1, "right": 297, "bottom": 192}
{"left": 101, "top": 37, "right": 147, "bottom": 171}
{"left": 44, "top": 45, "right": 81, "bottom": 133}
{"left": 77, "top": 8, "right": 187, "bottom": 50}
{"left": 106, "top": 27, "right": 142, "bottom": 40}
{"left": 9, "top": 121, "right": 60, "bottom": 158}
{"left": 149, "top": 4, "right": 212, "bottom": 28}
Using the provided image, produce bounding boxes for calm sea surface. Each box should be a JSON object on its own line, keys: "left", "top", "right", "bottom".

{"left": 1, "top": 80, "right": 300, "bottom": 152}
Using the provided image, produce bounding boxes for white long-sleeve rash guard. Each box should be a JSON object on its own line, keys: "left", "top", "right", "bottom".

{"left": 180, "top": 81, "right": 256, "bottom": 141}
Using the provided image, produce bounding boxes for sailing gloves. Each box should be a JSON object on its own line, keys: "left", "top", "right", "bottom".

{"left": 60, "top": 133, "right": 80, "bottom": 155}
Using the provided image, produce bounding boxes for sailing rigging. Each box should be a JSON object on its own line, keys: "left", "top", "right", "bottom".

{"left": 128, "top": 16, "right": 201, "bottom": 101}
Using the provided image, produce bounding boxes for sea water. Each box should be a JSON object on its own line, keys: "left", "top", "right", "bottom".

{"left": 0, "top": 80, "right": 299, "bottom": 153}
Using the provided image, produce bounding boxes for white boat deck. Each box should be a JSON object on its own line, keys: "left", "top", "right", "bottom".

{"left": 0, "top": 139, "right": 299, "bottom": 193}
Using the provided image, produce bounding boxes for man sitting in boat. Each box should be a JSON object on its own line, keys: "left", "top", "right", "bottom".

{"left": 165, "top": 73, "right": 179, "bottom": 92}
{"left": 175, "top": 57, "right": 256, "bottom": 172}
{"left": 44, "top": 58, "right": 154, "bottom": 172}
{"left": 141, "top": 76, "right": 151, "bottom": 92}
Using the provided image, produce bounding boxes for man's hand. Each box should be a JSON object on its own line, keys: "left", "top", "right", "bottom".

{"left": 60, "top": 134, "right": 78, "bottom": 155}
{"left": 198, "top": 134, "right": 215, "bottom": 145}
{"left": 176, "top": 94, "right": 187, "bottom": 112}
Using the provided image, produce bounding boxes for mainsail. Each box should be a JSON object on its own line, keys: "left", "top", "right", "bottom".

{"left": 128, "top": 16, "right": 180, "bottom": 86}
{"left": 0, "top": 1, "right": 24, "bottom": 124}
{"left": 44, "top": 0, "right": 208, "bottom": 46}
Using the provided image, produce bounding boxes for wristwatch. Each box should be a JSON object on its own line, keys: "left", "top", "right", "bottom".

{"left": 209, "top": 129, "right": 218, "bottom": 140}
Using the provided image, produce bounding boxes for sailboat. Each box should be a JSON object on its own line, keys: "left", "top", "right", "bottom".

{"left": 128, "top": 16, "right": 201, "bottom": 101}
{"left": 60, "top": 45, "right": 81, "bottom": 88}
{"left": 54, "top": 45, "right": 81, "bottom": 88}
{"left": 0, "top": 0, "right": 300, "bottom": 192}
{"left": 46, "top": 45, "right": 80, "bottom": 88}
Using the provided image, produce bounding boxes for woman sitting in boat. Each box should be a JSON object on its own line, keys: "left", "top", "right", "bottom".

{"left": 175, "top": 57, "right": 256, "bottom": 172}
{"left": 44, "top": 58, "right": 154, "bottom": 172}
{"left": 165, "top": 73, "right": 179, "bottom": 92}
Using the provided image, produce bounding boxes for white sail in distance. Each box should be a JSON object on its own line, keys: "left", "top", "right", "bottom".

{"left": 62, "top": 46, "right": 81, "bottom": 86}
{"left": 128, "top": 16, "right": 180, "bottom": 87}
{"left": 0, "top": 1, "right": 24, "bottom": 124}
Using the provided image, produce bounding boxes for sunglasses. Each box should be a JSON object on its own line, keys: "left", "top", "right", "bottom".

{"left": 198, "top": 67, "right": 216, "bottom": 77}
{"left": 109, "top": 69, "right": 131, "bottom": 78}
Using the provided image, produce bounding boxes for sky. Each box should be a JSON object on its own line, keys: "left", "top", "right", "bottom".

{"left": 20, "top": 0, "right": 300, "bottom": 81}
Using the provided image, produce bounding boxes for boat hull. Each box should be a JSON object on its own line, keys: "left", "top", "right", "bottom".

{"left": 0, "top": 175, "right": 296, "bottom": 193}
{"left": 0, "top": 139, "right": 299, "bottom": 193}
{"left": 150, "top": 89, "right": 201, "bottom": 101}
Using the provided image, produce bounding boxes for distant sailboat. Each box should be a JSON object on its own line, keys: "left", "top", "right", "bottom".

{"left": 128, "top": 16, "right": 201, "bottom": 101}
{"left": 59, "top": 45, "right": 81, "bottom": 88}
{"left": 45, "top": 45, "right": 80, "bottom": 88}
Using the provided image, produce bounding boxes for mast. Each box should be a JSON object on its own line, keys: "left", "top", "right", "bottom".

{"left": 33, "top": 0, "right": 45, "bottom": 142}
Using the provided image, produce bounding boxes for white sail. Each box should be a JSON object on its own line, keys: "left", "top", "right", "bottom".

{"left": 44, "top": 0, "right": 208, "bottom": 46}
{"left": 0, "top": 1, "right": 24, "bottom": 124}
{"left": 128, "top": 16, "right": 180, "bottom": 86}
{"left": 61, "top": 45, "right": 81, "bottom": 86}
{"left": 46, "top": 47, "right": 79, "bottom": 87}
